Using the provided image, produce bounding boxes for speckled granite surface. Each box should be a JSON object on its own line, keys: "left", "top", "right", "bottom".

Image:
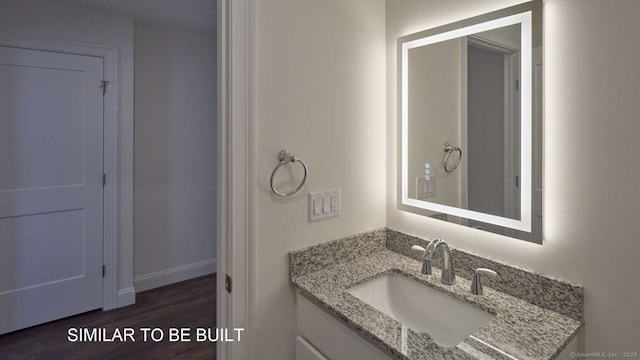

{"left": 290, "top": 229, "right": 583, "bottom": 360}
{"left": 289, "top": 228, "right": 386, "bottom": 278}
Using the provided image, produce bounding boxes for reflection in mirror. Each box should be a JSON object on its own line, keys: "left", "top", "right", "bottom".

{"left": 398, "top": 1, "right": 542, "bottom": 242}
{"left": 407, "top": 24, "right": 521, "bottom": 220}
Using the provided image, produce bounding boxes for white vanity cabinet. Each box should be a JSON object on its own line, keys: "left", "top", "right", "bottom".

{"left": 557, "top": 335, "right": 579, "bottom": 360}
{"left": 296, "top": 294, "right": 393, "bottom": 360}
{"left": 296, "top": 336, "right": 329, "bottom": 360}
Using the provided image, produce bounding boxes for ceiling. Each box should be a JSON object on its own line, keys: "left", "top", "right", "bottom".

{"left": 63, "top": 0, "right": 216, "bottom": 33}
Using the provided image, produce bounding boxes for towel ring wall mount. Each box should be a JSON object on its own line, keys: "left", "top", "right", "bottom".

{"left": 270, "top": 149, "right": 308, "bottom": 197}
{"left": 443, "top": 143, "right": 462, "bottom": 173}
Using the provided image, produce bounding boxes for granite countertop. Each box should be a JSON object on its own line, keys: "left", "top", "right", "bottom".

{"left": 289, "top": 229, "right": 583, "bottom": 360}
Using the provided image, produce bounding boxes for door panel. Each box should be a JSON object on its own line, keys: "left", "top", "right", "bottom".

{"left": 0, "top": 210, "right": 85, "bottom": 293}
{"left": 0, "top": 64, "right": 84, "bottom": 190}
{"left": 0, "top": 45, "right": 104, "bottom": 334}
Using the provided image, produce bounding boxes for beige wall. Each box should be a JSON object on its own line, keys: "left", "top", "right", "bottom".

{"left": 387, "top": 0, "right": 640, "bottom": 350}
{"left": 134, "top": 22, "right": 217, "bottom": 291}
{"left": 254, "top": 0, "right": 387, "bottom": 358}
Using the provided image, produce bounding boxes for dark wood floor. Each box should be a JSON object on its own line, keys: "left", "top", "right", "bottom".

{"left": 0, "top": 275, "right": 216, "bottom": 360}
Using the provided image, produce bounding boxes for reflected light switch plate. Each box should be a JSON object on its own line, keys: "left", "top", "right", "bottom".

{"left": 416, "top": 177, "right": 435, "bottom": 200}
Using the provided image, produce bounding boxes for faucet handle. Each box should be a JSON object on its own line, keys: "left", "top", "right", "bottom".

{"left": 471, "top": 268, "right": 497, "bottom": 295}
{"left": 410, "top": 245, "right": 432, "bottom": 275}
{"left": 410, "top": 239, "right": 441, "bottom": 254}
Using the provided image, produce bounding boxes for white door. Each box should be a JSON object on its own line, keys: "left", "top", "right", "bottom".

{"left": 0, "top": 45, "right": 104, "bottom": 334}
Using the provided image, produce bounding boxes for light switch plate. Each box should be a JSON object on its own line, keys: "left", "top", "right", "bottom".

{"left": 309, "top": 188, "right": 341, "bottom": 222}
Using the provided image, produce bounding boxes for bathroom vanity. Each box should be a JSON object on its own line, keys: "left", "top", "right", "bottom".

{"left": 290, "top": 229, "right": 582, "bottom": 360}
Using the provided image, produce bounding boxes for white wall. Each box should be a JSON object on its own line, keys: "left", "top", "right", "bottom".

{"left": 253, "top": 0, "right": 387, "bottom": 358}
{"left": 0, "top": 0, "right": 135, "bottom": 306}
{"left": 407, "top": 40, "right": 463, "bottom": 206}
{"left": 134, "top": 22, "right": 217, "bottom": 291}
{"left": 387, "top": 0, "right": 640, "bottom": 350}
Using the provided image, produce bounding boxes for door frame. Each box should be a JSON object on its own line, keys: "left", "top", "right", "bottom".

{"left": 0, "top": 33, "right": 120, "bottom": 310}
{"left": 503, "top": 51, "right": 520, "bottom": 223}
{"left": 217, "top": 0, "right": 255, "bottom": 359}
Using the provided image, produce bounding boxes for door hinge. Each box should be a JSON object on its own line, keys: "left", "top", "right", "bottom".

{"left": 102, "top": 265, "right": 106, "bottom": 278}
{"left": 102, "top": 174, "right": 106, "bottom": 187}
{"left": 515, "top": 175, "right": 520, "bottom": 188}
{"left": 515, "top": 79, "right": 520, "bottom": 91}
{"left": 100, "top": 80, "right": 109, "bottom": 95}
{"left": 225, "top": 274, "right": 232, "bottom": 293}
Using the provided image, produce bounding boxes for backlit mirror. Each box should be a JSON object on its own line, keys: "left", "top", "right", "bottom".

{"left": 397, "top": 1, "right": 542, "bottom": 242}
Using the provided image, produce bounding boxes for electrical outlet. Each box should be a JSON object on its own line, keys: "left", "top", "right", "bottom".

{"left": 330, "top": 194, "right": 338, "bottom": 212}
{"left": 309, "top": 188, "right": 340, "bottom": 222}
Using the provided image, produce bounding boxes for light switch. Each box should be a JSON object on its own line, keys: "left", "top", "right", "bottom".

{"left": 313, "top": 197, "right": 322, "bottom": 215}
{"left": 322, "top": 195, "right": 331, "bottom": 213}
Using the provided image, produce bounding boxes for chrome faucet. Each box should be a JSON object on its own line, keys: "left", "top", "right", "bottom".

{"left": 411, "top": 238, "right": 456, "bottom": 285}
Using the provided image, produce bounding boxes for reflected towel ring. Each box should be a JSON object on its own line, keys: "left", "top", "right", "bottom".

{"left": 270, "top": 149, "right": 308, "bottom": 197}
{"left": 443, "top": 143, "right": 462, "bottom": 173}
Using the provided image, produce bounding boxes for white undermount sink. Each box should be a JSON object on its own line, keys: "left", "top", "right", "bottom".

{"left": 346, "top": 272, "right": 495, "bottom": 348}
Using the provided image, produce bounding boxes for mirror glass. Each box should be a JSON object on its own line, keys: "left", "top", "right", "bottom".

{"left": 398, "top": 2, "right": 542, "bottom": 242}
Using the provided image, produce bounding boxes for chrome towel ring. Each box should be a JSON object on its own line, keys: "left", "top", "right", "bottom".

{"left": 270, "top": 149, "right": 308, "bottom": 197}
{"left": 443, "top": 143, "right": 462, "bottom": 173}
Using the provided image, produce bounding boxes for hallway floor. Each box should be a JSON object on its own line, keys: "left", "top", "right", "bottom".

{"left": 0, "top": 274, "right": 217, "bottom": 360}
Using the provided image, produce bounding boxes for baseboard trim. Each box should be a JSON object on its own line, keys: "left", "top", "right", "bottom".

{"left": 116, "top": 287, "right": 136, "bottom": 308}
{"left": 134, "top": 259, "right": 217, "bottom": 293}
